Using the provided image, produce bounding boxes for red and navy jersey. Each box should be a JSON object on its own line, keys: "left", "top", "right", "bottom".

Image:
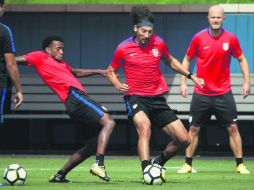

{"left": 24, "top": 51, "right": 86, "bottom": 103}
{"left": 0, "top": 23, "right": 16, "bottom": 87}
{"left": 187, "top": 28, "right": 242, "bottom": 96}
{"left": 110, "top": 34, "right": 170, "bottom": 96}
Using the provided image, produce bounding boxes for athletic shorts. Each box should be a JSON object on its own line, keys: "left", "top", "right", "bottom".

{"left": 189, "top": 91, "right": 238, "bottom": 127}
{"left": 0, "top": 88, "right": 7, "bottom": 124}
{"left": 124, "top": 94, "right": 178, "bottom": 129}
{"left": 65, "top": 87, "right": 109, "bottom": 127}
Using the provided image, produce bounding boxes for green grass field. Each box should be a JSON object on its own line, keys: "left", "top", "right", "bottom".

{"left": 6, "top": 0, "right": 254, "bottom": 4}
{"left": 0, "top": 155, "right": 253, "bottom": 189}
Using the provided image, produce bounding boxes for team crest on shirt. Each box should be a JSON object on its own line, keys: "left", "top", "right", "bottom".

{"left": 152, "top": 48, "right": 159, "bottom": 57}
{"left": 222, "top": 43, "right": 229, "bottom": 51}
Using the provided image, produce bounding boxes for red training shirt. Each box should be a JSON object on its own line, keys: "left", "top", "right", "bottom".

{"left": 24, "top": 51, "right": 86, "bottom": 103}
{"left": 187, "top": 28, "right": 242, "bottom": 96}
{"left": 110, "top": 34, "right": 170, "bottom": 96}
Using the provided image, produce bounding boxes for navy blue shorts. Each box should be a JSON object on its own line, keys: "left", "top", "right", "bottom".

{"left": 65, "top": 87, "right": 109, "bottom": 127}
{"left": 124, "top": 94, "right": 178, "bottom": 129}
{"left": 190, "top": 91, "right": 238, "bottom": 127}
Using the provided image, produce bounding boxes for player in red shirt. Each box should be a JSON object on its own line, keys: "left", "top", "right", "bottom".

{"left": 178, "top": 5, "right": 251, "bottom": 174}
{"left": 16, "top": 36, "right": 115, "bottom": 182}
{"left": 107, "top": 6, "right": 204, "bottom": 180}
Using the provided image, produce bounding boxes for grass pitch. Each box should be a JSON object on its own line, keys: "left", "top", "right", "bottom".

{"left": 0, "top": 155, "right": 253, "bottom": 189}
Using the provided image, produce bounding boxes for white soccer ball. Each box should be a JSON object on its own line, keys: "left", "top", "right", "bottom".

{"left": 143, "top": 164, "right": 166, "bottom": 185}
{"left": 3, "top": 164, "right": 27, "bottom": 185}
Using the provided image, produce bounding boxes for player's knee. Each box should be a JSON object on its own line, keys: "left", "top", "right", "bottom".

{"left": 189, "top": 125, "right": 200, "bottom": 136}
{"left": 139, "top": 126, "right": 151, "bottom": 140}
{"left": 177, "top": 137, "right": 191, "bottom": 151}
{"left": 227, "top": 123, "right": 239, "bottom": 135}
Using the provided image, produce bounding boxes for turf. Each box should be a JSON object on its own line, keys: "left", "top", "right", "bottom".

{"left": 0, "top": 155, "right": 253, "bottom": 189}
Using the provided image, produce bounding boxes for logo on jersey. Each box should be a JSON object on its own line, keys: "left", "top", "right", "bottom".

{"left": 133, "top": 104, "right": 138, "bottom": 109}
{"left": 130, "top": 53, "right": 137, "bottom": 56}
{"left": 223, "top": 43, "right": 229, "bottom": 51}
{"left": 152, "top": 48, "right": 159, "bottom": 57}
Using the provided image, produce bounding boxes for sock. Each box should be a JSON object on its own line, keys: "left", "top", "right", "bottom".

{"left": 235, "top": 158, "right": 243, "bottom": 167}
{"left": 96, "top": 154, "right": 104, "bottom": 166}
{"left": 185, "top": 157, "right": 193, "bottom": 166}
{"left": 57, "top": 169, "right": 66, "bottom": 178}
{"left": 141, "top": 160, "right": 150, "bottom": 171}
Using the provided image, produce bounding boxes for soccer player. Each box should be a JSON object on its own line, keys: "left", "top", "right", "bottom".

{"left": 15, "top": 36, "right": 116, "bottom": 182}
{"left": 107, "top": 6, "right": 204, "bottom": 178}
{"left": 177, "top": 5, "right": 250, "bottom": 174}
{"left": 0, "top": 0, "right": 23, "bottom": 124}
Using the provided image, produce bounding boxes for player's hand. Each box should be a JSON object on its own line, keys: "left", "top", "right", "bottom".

{"left": 118, "top": 83, "right": 129, "bottom": 94}
{"left": 14, "top": 91, "right": 24, "bottom": 109}
{"left": 99, "top": 69, "right": 108, "bottom": 77}
{"left": 192, "top": 76, "right": 205, "bottom": 88}
{"left": 241, "top": 82, "right": 250, "bottom": 99}
{"left": 180, "top": 83, "right": 188, "bottom": 97}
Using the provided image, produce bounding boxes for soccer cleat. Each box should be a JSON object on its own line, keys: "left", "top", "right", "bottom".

{"left": 177, "top": 163, "right": 197, "bottom": 174}
{"left": 90, "top": 163, "right": 110, "bottom": 182}
{"left": 236, "top": 163, "right": 250, "bottom": 174}
{"left": 49, "top": 173, "right": 71, "bottom": 183}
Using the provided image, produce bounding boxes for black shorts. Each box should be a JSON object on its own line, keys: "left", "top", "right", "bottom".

{"left": 124, "top": 94, "right": 178, "bottom": 129}
{"left": 0, "top": 88, "right": 7, "bottom": 124}
{"left": 65, "top": 87, "right": 109, "bottom": 127}
{"left": 190, "top": 91, "right": 238, "bottom": 127}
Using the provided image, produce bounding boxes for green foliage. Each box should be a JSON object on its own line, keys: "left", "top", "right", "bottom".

{"left": 0, "top": 156, "right": 253, "bottom": 189}
{"left": 6, "top": 0, "right": 254, "bottom": 4}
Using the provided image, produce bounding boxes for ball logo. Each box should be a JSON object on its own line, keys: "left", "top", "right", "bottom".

{"left": 222, "top": 43, "right": 229, "bottom": 51}
{"left": 152, "top": 48, "right": 159, "bottom": 57}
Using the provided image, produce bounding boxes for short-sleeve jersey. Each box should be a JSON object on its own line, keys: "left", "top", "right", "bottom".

{"left": 0, "top": 23, "right": 16, "bottom": 87}
{"left": 110, "top": 34, "right": 170, "bottom": 96}
{"left": 187, "top": 28, "right": 242, "bottom": 96}
{"left": 24, "top": 51, "right": 86, "bottom": 103}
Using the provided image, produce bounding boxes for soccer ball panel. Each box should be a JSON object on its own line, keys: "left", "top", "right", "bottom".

{"left": 18, "top": 168, "right": 27, "bottom": 179}
{"left": 6, "top": 170, "right": 18, "bottom": 182}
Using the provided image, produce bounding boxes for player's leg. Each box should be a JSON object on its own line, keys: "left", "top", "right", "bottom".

{"left": 151, "top": 119, "right": 190, "bottom": 166}
{"left": 49, "top": 137, "right": 97, "bottom": 183}
{"left": 90, "top": 113, "right": 115, "bottom": 181}
{"left": 133, "top": 111, "right": 152, "bottom": 171}
{"left": 123, "top": 95, "right": 152, "bottom": 172}
{"left": 149, "top": 95, "right": 190, "bottom": 167}
{"left": 177, "top": 92, "right": 211, "bottom": 173}
{"left": 215, "top": 91, "right": 249, "bottom": 174}
{"left": 177, "top": 125, "right": 200, "bottom": 173}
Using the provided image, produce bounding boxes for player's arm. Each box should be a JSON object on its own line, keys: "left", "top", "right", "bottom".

{"left": 237, "top": 54, "right": 251, "bottom": 98}
{"left": 107, "top": 65, "right": 128, "bottom": 93}
{"left": 164, "top": 55, "right": 204, "bottom": 91}
{"left": 5, "top": 53, "right": 24, "bottom": 108}
{"left": 180, "top": 55, "right": 192, "bottom": 97}
{"left": 15, "top": 56, "right": 28, "bottom": 65}
{"left": 72, "top": 69, "right": 107, "bottom": 78}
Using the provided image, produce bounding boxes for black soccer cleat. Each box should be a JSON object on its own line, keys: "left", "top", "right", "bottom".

{"left": 49, "top": 173, "right": 71, "bottom": 183}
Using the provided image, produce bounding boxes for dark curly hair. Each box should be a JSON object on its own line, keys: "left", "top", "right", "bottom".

{"left": 130, "top": 6, "right": 154, "bottom": 25}
{"left": 42, "top": 36, "right": 63, "bottom": 50}
{"left": 0, "top": 0, "right": 5, "bottom": 6}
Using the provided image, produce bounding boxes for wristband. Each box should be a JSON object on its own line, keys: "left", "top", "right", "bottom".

{"left": 187, "top": 72, "right": 193, "bottom": 79}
